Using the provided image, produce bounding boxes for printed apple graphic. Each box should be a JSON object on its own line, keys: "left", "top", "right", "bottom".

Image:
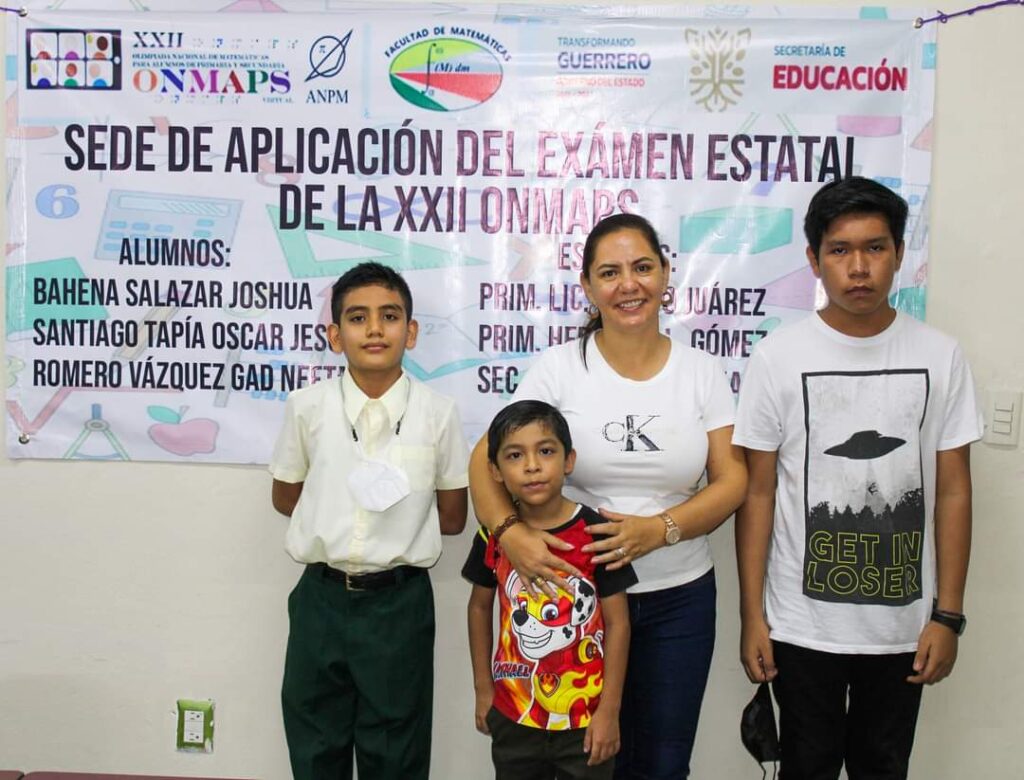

{"left": 147, "top": 406, "right": 219, "bottom": 456}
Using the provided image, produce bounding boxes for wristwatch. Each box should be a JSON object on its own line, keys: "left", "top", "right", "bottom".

{"left": 659, "top": 512, "right": 681, "bottom": 546}
{"left": 930, "top": 601, "right": 967, "bottom": 636}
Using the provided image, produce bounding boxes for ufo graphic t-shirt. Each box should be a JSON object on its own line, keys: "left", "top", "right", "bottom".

{"left": 733, "top": 313, "right": 982, "bottom": 654}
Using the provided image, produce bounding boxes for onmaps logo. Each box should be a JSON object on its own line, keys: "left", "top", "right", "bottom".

{"left": 684, "top": 27, "right": 750, "bottom": 112}
{"left": 388, "top": 32, "right": 505, "bottom": 112}
{"left": 26, "top": 29, "right": 122, "bottom": 90}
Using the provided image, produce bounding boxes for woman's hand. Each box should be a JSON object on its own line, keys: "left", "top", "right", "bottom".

{"left": 581, "top": 509, "right": 664, "bottom": 570}
{"left": 499, "top": 522, "right": 582, "bottom": 597}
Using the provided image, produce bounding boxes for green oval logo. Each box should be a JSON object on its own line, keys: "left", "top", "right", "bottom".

{"left": 389, "top": 38, "right": 503, "bottom": 112}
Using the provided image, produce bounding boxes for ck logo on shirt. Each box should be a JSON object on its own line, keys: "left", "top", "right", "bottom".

{"left": 602, "top": 415, "right": 662, "bottom": 451}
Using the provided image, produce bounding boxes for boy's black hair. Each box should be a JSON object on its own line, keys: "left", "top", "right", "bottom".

{"left": 330, "top": 262, "right": 413, "bottom": 324}
{"left": 487, "top": 400, "right": 572, "bottom": 465}
{"left": 804, "top": 176, "right": 909, "bottom": 259}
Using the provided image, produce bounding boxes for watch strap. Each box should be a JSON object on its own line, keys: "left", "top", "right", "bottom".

{"left": 930, "top": 604, "right": 966, "bottom": 636}
{"left": 659, "top": 512, "right": 681, "bottom": 544}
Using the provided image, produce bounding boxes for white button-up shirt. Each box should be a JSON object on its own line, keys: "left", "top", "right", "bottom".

{"left": 269, "top": 370, "right": 469, "bottom": 573}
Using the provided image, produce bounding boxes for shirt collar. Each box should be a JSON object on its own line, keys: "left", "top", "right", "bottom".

{"left": 341, "top": 369, "right": 410, "bottom": 429}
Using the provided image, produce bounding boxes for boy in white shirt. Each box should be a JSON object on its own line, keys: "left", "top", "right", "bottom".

{"left": 733, "top": 177, "right": 981, "bottom": 779}
{"left": 269, "top": 262, "right": 469, "bottom": 780}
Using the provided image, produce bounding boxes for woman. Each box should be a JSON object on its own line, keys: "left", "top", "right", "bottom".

{"left": 469, "top": 213, "right": 747, "bottom": 778}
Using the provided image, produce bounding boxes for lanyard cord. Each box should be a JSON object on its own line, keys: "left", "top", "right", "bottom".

{"left": 350, "top": 416, "right": 404, "bottom": 443}
{"left": 339, "top": 374, "right": 408, "bottom": 443}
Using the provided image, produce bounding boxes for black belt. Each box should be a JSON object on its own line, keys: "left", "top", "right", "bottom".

{"left": 312, "top": 562, "right": 426, "bottom": 592}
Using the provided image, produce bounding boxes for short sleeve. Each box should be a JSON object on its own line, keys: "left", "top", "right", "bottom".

{"left": 732, "top": 348, "right": 783, "bottom": 452}
{"left": 938, "top": 344, "right": 984, "bottom": 451}
{"left": 578, "top": 508, "right": 638, "bottom": 595}
{"left": 268, "top": 392, "right": 310, "bottom": 483}
{"left": 698, "top": 352, "right": 736, "bottom": 432}
{"left": 594, "top": 561, "right": 638, "bottom": 597}
{"left": 461, "top": 526, "right": 498, "bottom": 588}
{"left": 434, "top": 400, "right": 470, "bottom": 490}
{"left": 513, "top": 345, "right": 565, "bottom": 406}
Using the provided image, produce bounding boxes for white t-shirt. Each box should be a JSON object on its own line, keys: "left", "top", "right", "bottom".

{"left": 269, "top": 371, "right": 469, "bottom": 573}
{"left": 515, "top": 336, "right": 735, "bottom": 594}
{"left": 733, "top": 313, "right": 982, "bottom": 653}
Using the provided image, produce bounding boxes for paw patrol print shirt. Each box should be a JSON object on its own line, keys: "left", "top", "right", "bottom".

{"left": 462, "top": 505, "right": 637, "bottom": 730}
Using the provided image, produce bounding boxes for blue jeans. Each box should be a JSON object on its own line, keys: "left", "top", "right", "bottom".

{"left": 614, "top": 569, "right": 716, "bottom": 780}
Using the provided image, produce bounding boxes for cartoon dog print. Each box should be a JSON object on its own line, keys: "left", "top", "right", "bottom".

{"left": 504, "top": 571, "right": 604, "bottom": 729}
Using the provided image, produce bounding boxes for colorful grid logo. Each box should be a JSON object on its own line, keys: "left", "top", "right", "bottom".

{"left": 26, "top": 29, "right": 122, "bottom": 90}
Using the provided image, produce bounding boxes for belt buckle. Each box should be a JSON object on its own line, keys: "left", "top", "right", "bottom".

{"left": 345, "top": 573, "right": 365, "bottom": 592}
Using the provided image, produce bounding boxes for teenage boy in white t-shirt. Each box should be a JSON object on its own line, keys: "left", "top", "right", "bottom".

{"left": 733, "top": 177, "right": 982, "bottom": 779}
{"left": 269, "top": 262, "right": 469, "bottom": 780}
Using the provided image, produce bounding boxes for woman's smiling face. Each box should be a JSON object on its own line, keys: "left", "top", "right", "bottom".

{"left": 581, "top": 228, "right": 669, "bottom": 335}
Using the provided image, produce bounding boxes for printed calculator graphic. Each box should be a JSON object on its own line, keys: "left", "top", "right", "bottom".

{"left": 95, "top": 190, "right": 244, "bottom": 261}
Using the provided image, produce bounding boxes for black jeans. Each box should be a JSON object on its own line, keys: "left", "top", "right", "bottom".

{"left": 772, "top": 641, "right": 924, "bottom": 780}
{"left": 487, "top": 707, "right": 614, "bottom": 780}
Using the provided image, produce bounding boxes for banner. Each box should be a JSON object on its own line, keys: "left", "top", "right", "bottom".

{"left": 4, "top": 3, "right": 936, "bottom": 463}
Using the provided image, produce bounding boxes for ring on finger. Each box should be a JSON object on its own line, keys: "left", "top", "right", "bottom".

{"left": 616, "top": 547, "right": 626, "bottom": 559}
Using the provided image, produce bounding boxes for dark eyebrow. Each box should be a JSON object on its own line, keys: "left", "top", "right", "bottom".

{"left": 343, "top": 303, "right": 405, "bottom": 315}
{"left": 501, "top": 437, "right": 560, "bottom": 453}
{"left": 825, "top": 235, "right": 891, "bottom": 246}
{"left": 595, "top": 255, "right": 657, "bottom": 270}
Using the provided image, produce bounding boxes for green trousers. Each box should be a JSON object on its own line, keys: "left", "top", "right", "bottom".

{"left": 282, "top": 564, "right": 435, "bottom": 780}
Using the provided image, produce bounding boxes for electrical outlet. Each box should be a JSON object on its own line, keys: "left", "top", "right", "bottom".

{"left": 176, "top": 698, "right": 214, "bottom": 753}
{"left": 983, "top": 389, "right": 1022, "bottom": 447}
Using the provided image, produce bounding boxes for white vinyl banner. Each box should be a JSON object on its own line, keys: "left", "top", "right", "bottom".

{"left": 4, "top": 2, "right": 936, "bottom": 463}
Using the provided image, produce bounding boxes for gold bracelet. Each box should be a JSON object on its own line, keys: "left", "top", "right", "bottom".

{"left": 492, "top": 513, "right": 522, "bottom": 544}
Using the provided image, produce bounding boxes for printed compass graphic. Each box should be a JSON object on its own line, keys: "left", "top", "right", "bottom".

{"left": 306, "top": 31, "right": 353, "bottom": 82}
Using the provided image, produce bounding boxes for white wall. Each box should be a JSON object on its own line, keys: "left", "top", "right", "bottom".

{"left": 2, "top": 4, "right": 1022, "bottom": 778}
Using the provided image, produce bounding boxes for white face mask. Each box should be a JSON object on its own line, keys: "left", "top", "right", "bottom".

{"left": 346, "top": 457, "right": 411, "bottom": 512}
{"left": 340, "top": 378, "right": 411, "bottom": 512}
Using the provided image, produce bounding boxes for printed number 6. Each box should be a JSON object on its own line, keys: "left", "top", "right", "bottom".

{"left": 36, "top": 184, "right": 80, "bottom": 219}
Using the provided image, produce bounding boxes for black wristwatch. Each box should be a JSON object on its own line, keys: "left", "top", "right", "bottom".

{"left": 930, "top": 601, "right": 967, "bottom": 636}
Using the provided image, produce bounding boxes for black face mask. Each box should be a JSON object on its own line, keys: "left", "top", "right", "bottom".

{"left": 741, "top": 682, "right": 780, "bottom": 775}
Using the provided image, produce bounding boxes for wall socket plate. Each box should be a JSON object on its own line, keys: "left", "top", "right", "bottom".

{"left": 983, "top": 389, "right": 1022, "bottom": 447}
{"left": 176, "top": 698, "right": 214, "bottom": 753}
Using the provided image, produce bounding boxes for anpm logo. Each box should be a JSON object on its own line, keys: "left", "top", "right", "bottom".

{"left": 26, "top": 29, "right": 122, "bottom": 90}
{"left": 685, "top": 27, "right": 751, "bottom": 112}
{"left": 388, "top": 29, "right": 506, "bottom": 112}
{"left": 305, "top": 30, "right": 352, "bottom": 104}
